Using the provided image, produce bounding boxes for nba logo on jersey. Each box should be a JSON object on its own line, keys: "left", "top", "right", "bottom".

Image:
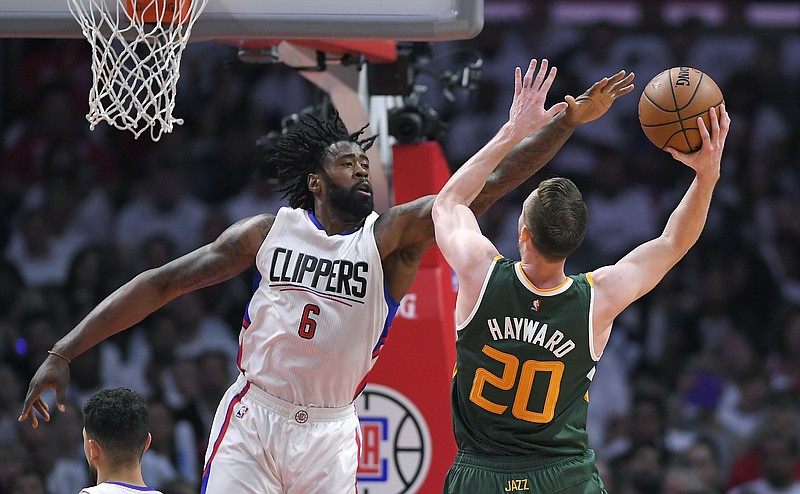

{"left": 355, "top": 384, "right": 431, "bottom": 493}
{"left": 531, "top": 299, "right": 541, "bottom": 312}
{"left": 235, "top": 405, "right": 248, "bottom": 419}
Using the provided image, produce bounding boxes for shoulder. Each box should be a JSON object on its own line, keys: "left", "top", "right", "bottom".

{"left": 228, "top": 213, "right": 276, "bottom": 238}
{"left": 484, "top": 257, "right": 519, "bottom": 286}
{"left": 585, "top": 265, "right": 610, "bottom": 288}
{"left": 572, "top": 272, "right": 593, "bottom": 286}
{"left": 206, "top": 213, "right": 277, "bottom": 261}
{"left": 494, "top": 256, "right": 514, "bottom": 267}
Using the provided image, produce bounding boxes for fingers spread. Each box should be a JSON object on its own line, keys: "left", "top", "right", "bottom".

{"left": 611, "top": 73, "right": 636, "bottom": 96}
{"left": 719, "top": 104, "right": 730, "bottom": 142}
{"left": 541, "top": 66, "right": 558, "bottom": 93}
{"left": 589, "top": 78, "right": 609, "bottom": 94}
{"left": 709, "top": 106, "right": 720, "bottom": 135}
{"left": 34, "top": 399, "right": 51, "bottom": 422}
{"left": 698, "top": 116, "right": 711, "bottom": 140}
{"left": 522, "top": 59, "right": 537, "bottom": 88}
{"left": 533, "top": 59, "right": 549, "bottom": 89}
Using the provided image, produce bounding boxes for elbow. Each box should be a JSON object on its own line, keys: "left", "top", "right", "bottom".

{"left": 432, "top": 196, "right": 444, "bottom": 219}
{"left": 138, "top": 267, "right": 181, "bottom": 302}
{"left": 660, "top": 232, "right": 696, "bottom": 262}
{"left": 431, "top": 198, "right": 449, "bottom": 224}
{"left": 432, "top": 193, "right": 458, "bottom": 218}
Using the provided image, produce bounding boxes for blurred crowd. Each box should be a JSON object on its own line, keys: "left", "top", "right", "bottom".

{"left": 2, "top": 1, "right": 800, "bottom": 493}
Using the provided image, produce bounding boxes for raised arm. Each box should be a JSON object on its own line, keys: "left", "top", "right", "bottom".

{"left": 375, "top": 68, "right": 634, "bottom": 300}
{"left": 469, "top": 69, "right": 636, "bottom": 215}
{"left": 591, "top": 105, "right": 730, "bottom": 349}
{"left": 432, "top": 60, "right": 565, "bottom": 321}
{"left": 18, "top": 214, "right": 274, "bottom": 427}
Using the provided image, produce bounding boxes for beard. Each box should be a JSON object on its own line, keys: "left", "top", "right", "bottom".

{"left": 326, "top": 179, "right": 374, "bottom": 220}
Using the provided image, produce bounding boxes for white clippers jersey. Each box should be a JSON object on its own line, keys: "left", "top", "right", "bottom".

{"left": 238, "top": 207, "right": 399, "bottom": 408}
{"left": 80, "top": 482, "right": 162, "bottom": 494}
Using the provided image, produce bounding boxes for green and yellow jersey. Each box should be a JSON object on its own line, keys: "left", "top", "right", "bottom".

{"left": 451, "top": 256, "right": 600, "bottom": 457}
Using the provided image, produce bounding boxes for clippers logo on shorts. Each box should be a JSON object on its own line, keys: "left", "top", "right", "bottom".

{"left": 295, "top": 410, "right": 308, "bottom": 423}
{"left": 235, "top": 405, "right": 248, "bottom": 419}
{"left": 355, "top": 384, "right": 431, "bottom": 494}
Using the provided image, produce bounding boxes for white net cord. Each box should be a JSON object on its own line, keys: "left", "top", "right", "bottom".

{"left": 68, "top": 0, "right": 209, "bottom": 140}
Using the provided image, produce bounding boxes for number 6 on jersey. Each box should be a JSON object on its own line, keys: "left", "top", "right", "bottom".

{"left": 298, "top": 304, "right": 320, "bottom": 339}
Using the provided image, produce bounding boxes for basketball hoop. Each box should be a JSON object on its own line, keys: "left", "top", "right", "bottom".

{"left": 68, "top": 0, "right": 209, "bottom": 140}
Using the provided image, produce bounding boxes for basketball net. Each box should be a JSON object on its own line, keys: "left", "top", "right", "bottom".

{"left": 68, "top": 0, "right": 208, "bottom": 140}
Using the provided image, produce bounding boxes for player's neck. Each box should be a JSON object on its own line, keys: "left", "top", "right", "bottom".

{"left": 310, "top": 206, "right": 367, "bottom": 235}
{"left": 518, "top": 256, "right": 567, "bottom": 290}
{"left": 95, "top": 465, "right": 147, "bottom": 488}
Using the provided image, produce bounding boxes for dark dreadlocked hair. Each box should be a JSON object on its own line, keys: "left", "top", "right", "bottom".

{"left": 264, "top": 112, "right": 378, "bottom": 211}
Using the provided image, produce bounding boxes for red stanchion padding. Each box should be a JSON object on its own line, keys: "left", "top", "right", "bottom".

{"left": 354, "top": 141, "right": 458, "bottom": 494}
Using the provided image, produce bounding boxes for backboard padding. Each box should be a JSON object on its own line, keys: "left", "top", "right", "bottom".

{"left": 0, "top": 0, "right": 483, "bottom": 41}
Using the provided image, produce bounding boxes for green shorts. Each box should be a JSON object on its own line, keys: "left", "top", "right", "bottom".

{"left": 443, "top": 449, "right": 607, "bottom": 494}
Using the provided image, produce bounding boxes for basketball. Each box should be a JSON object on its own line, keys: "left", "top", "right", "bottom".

{"left": 638, "top": 67, "right": 724, "bottom": 153}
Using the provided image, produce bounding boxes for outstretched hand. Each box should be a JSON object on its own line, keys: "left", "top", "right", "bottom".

{"left": 667, "top": 104, "right": 729, "bottom": 180}
{"left": 18, "top": 356, "right": 71, "bottom": 428}
{"left": 563, "top": 70, "right": 636, "bottom": 126}
{"left": 507, "top": 59, "right": 568, "bottom": 139}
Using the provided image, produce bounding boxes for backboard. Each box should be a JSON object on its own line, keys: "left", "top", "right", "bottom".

{"left": 0, "top": 0, "right": 483, "bottom": 41}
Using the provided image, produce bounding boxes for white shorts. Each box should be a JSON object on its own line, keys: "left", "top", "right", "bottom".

{"left": 201, "top": 374, "right": 361, "bottom": 494}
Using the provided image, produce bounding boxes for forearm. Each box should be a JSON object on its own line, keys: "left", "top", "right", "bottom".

{"left": 437, "top": 123, "right": 520, "bottom": 208}
{"left": 470, "top": 111, "right": 577, "bottom": 215}
{"left": 51, "top": 272, "right": 173, "bottom": 359}
{"left": 661, "top": 173, "right": 718, "bottom": 254}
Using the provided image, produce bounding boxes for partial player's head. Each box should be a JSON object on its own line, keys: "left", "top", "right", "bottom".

{"left": 83, "top": 388, "right": 151, "bottom": 474}
{"left": 761, "top": 434, "right": 800, "bottom": 487}
{"left": 519, "top": 177, "right": 587, "bottom": 261}
{"left": 269, "top": 112, "right": 377, "bottom": 216}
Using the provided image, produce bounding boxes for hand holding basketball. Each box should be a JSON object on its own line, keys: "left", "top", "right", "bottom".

{"left": 667, "top": 104, "right": 730, "bottom": 181}
{"left": 638, "top": 67, "right": 724, "bottom": 153}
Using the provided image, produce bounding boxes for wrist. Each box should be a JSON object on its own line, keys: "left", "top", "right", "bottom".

{"left": 47, "top": 350, "right": 72, "bottom": 364}
{"left": 556, "top": 110, "right": 581, "bottom": 129}
{"left": 497, "top": 122, "right": 527, "bottom": 145}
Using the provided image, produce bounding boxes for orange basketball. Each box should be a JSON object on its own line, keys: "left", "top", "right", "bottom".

{"left": 127, "top": 0, "right": 192, "bottom": 24}
{"left": 638, "top": 67, "right": 724, "bottom": 153}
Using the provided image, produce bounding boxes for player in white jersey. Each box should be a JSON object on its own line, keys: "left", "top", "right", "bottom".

{"left": 20, "top": 60, "right": 635, "bottom": 493}
{"left": 80, "top": 388, "right": 163, "bottom": 494}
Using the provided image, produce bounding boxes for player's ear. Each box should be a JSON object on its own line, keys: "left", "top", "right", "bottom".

{"left": 88, "top": 439, "right": 102, "bottom": 462}
{"left": 307, "top": 172, "right": 322, "bottom": 194}
{"left": 519, "top": 224, "right": 531, "bottom": 242}
{"left": 143, "top": 432, "right": 152, "bottom": 453}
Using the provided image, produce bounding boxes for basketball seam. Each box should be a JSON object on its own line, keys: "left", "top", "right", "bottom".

{"left": 688, "top": 72, "right": 705, "bottom": 112}
{"left": 642, "top": 92, "right": 673, "bottom": 112}
{"left": 668, "top": 69, "right": 691, "bottom": 151}
{"left": 640, "top": 99, "right": 724, "bottom": 129}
